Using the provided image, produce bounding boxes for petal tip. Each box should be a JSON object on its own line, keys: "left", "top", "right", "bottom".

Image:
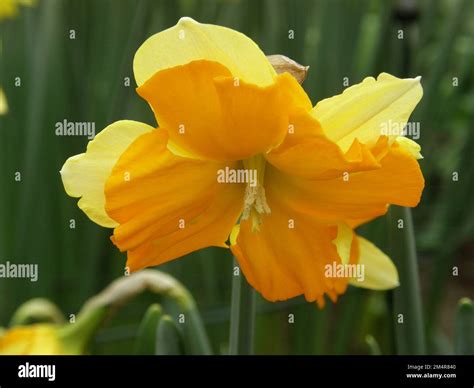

{"left": 177, "top": 16, "right": 198, "bottom": 26}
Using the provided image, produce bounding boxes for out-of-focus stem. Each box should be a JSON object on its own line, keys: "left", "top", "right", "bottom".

{"left": 388, "top": 206, "right": 426, "bottom": 354}
{"left": 229, "top": 258, "right": 256, "bottom": 355}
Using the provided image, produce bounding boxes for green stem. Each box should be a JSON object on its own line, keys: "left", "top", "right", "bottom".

{"left": 229, "top": 259, "right": 256, "bottom": 355}
{"left": 388, "top": 206, "right": 426, "bottom": 355}
{"left": 58, "top": 307, "right": 108, "bottom": 354}
{"left": 454, "top": 298, "right": 474, "bottom": 355}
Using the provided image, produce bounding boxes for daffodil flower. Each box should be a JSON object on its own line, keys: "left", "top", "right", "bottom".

{"left": 0, "top": 0, "right": 36, "bottom": 20}
{"left": 61, "top": 18, "right": 424, "bottom": 307}
{"left": 1, "top": 0, "right": 36, "bottom": 111}
{"left": 0, "top": 87, "right": 7, "bottom": 115}
{"left": 0, "top": 324, "right": 68, "bottom": 355}
{"left": 0, "top": 39, "right": 7, "bottom": 115}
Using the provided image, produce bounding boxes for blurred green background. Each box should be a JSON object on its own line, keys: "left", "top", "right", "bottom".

{"left": 0, "top": 0, "right": 473, "bottom": 355}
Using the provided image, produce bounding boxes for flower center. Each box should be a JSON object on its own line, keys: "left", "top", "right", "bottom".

{"left": 241, "top": 155, "right": 271, "bottom": 231}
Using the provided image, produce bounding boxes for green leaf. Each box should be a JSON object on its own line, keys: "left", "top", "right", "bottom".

{"left": 10, "top": 298, "right": 65, "bottom": 326}
{"left": 160, "top": 288, "right": 212, "bottom": 355}
{"left": 83, "top": 270, "right": 212, "bottom": 355}
{"left": 133, "top": 304, "right": 163, "bottom": 356}
{"left": 156, "top": 315, "right": 184, "bottom": 355}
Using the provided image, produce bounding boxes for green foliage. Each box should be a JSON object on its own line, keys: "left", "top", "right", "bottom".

{"left": 0, "top": 0, "right": 472, "bottom": 355}
{"left": 134, "top": 304, "right": 164, "bottom": 355}
{"left": 156, "top": 315, "right": 185, "bottom": 355}
{"left": 453, "top": 298, "right": 474, "bottom": 355}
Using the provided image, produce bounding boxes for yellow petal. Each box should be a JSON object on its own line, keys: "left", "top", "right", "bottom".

{"left": 133, "top": 17, "right": 275, "bottom": 86}
{"left": 349, "top": 236, "right": 399, "bottom": 290}
{"left": 60, "top": 120, "right": 153, "bottom": 228}
{"left": 104, "top": 130, "right": 244, "bottom": 271}
{"left": 312, "top": 73, "right": 422, "bottom": 152}
{"left": 0, "top": 87, "right": 7, "bottom": 115}
{"left": 137, "top": 60, "right": 294, "bottom": 161}
{"left": 0, "top": 324, "right": 64, "bottom": 355}
{"left": 396, "top": 136, "right": 423, "bottom": 159}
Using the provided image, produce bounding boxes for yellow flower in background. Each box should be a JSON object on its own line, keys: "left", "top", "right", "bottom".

{"left": 1, "top": 0, "right": 36, "bottom": 110}
{"left": 61, "top": 17, "right": 424, "bottom": 307}
{"left": 0, "top": 36, "right": 6, "bottom": 115}
{"left": 0, "top": 87, "right": 7, "bottom": 115}
{"left": 0, "top": 0, "right": 36, "bottom": 20}
{"left": 0, "top": 324, "right": 66, "bottom": 355}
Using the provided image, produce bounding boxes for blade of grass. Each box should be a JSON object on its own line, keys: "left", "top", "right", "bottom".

{"left": 416, "top": 0, "right": 470, "bottom": 124}
{"left": 388, "top": 206, "right": 426, "bottom": 354}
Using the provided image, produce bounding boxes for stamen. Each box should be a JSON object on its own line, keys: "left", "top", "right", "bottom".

{"left": 242, "top": 185, "right": 271, "bottom": 220}
{"left": 241, "top": 155, "right": 271, "bottom": 231}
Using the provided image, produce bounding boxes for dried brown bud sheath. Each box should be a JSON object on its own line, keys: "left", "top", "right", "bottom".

{"left": 267, "top": 54, "right": 309, "bottom": 84}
